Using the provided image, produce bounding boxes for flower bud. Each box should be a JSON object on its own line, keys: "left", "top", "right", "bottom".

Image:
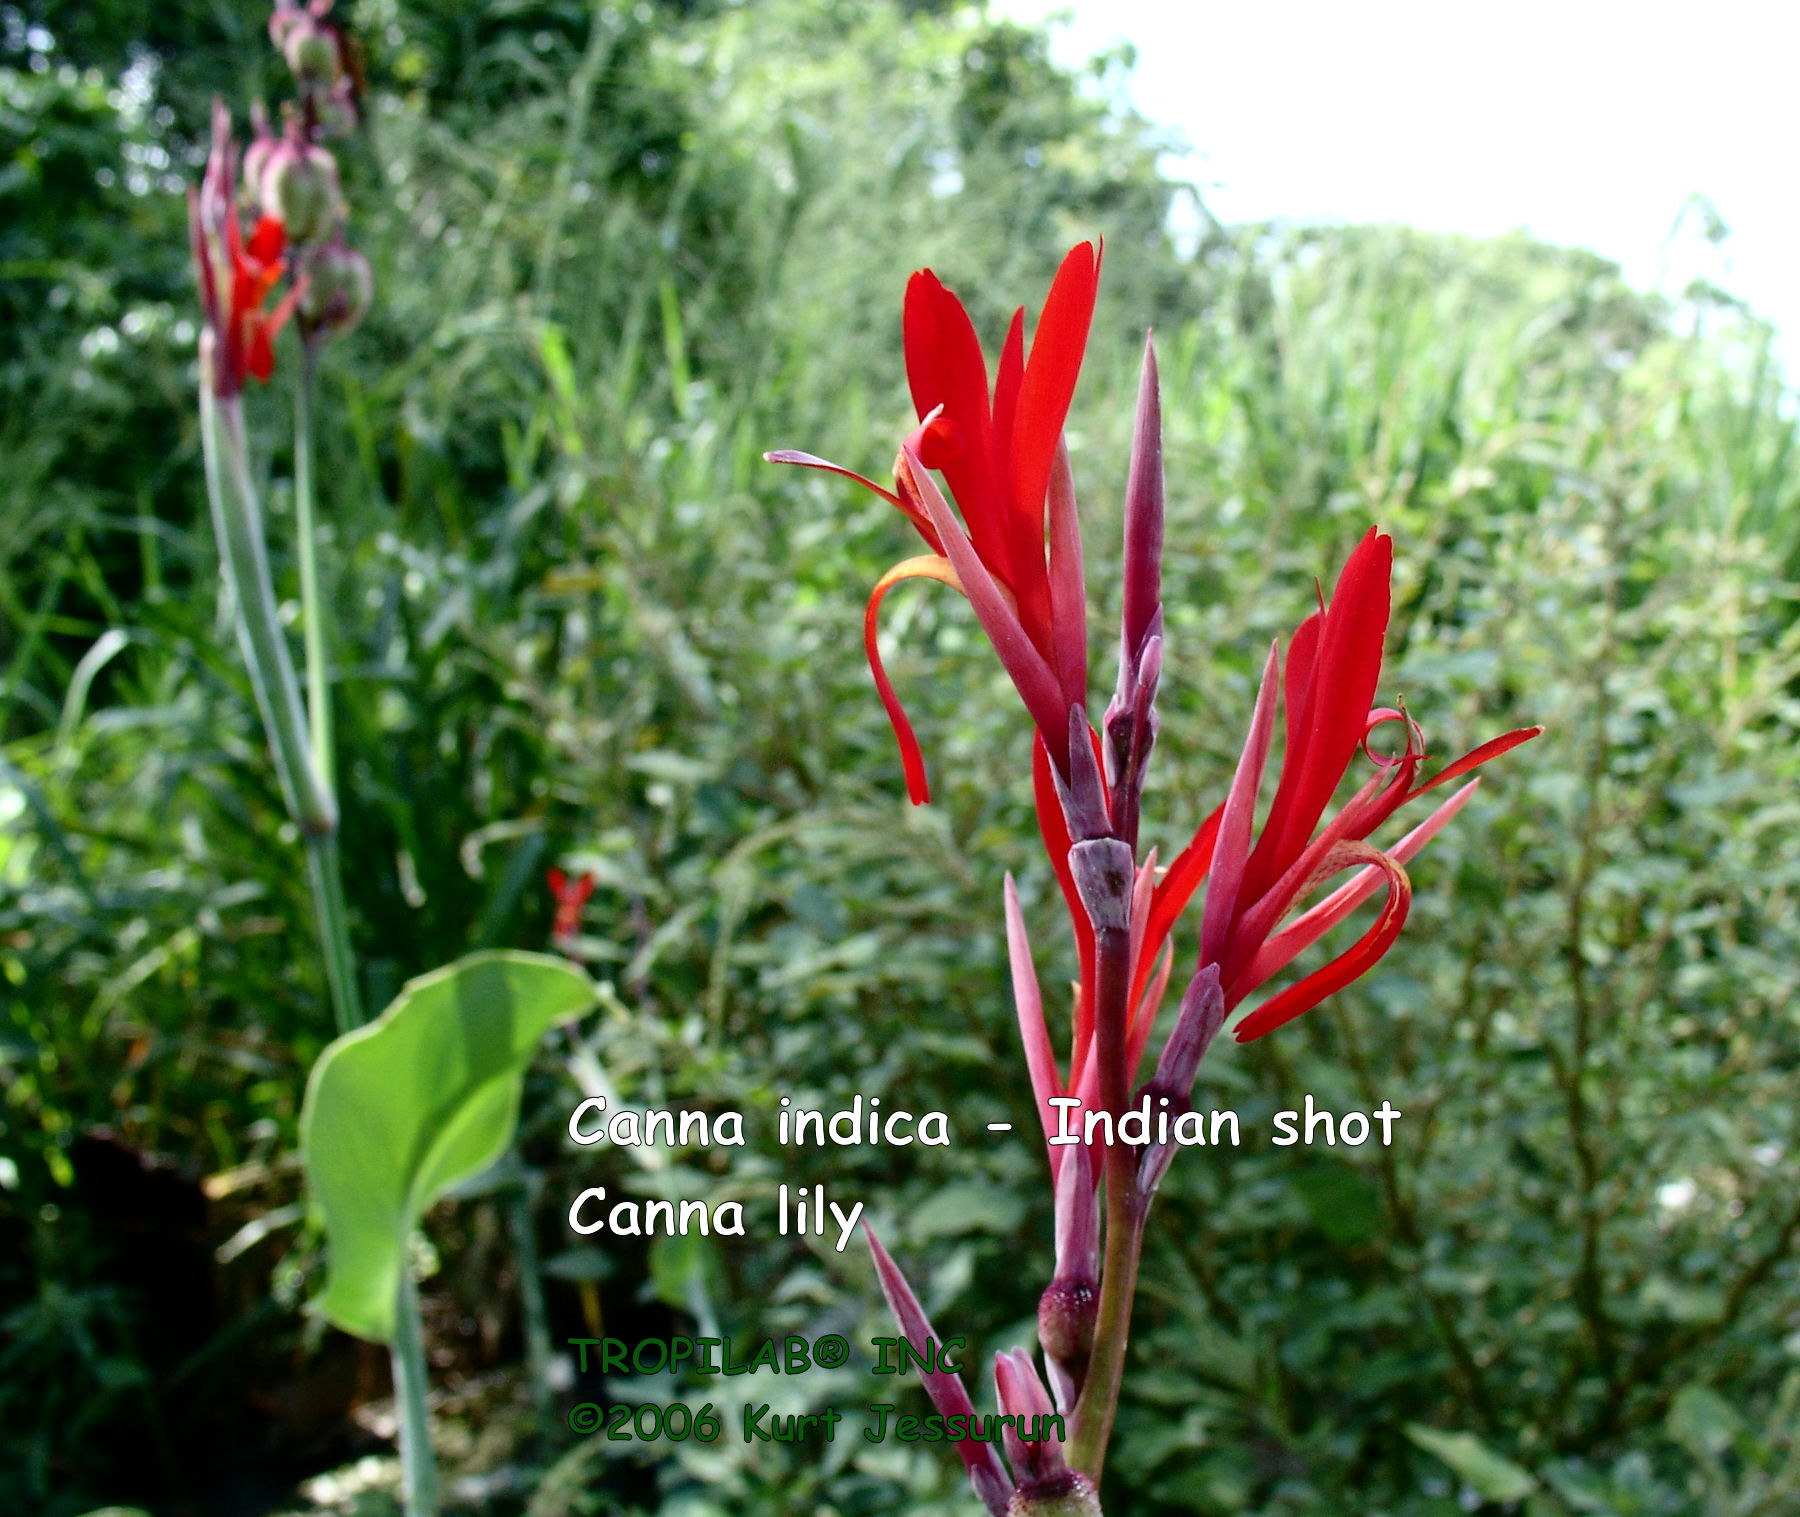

{"left": 242, "top": 105, "right": 278, "bottom": 202}
{"left": 1006, "top": 1473, "right": 1102, "bottom": 1517}
{"left": 258, "top": 135, "right": 342, "bottom": 246}
{"left": 1037, "top": 1278, "right": 1098, "bottom": 1372}
{"left": 272, "top": 5, "right": 345, "bottom": 86}
{"left": 296, "top": 238, "right": 372, "bottom": 340}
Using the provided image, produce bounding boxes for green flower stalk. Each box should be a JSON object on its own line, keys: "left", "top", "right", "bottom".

{"left": 192, "top": 101, "right": 362, "bottom": 1035}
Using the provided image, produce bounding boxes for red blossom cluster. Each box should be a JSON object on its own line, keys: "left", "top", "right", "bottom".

{"left": 770, "top": 244, "right": 1539, "bottom": 1509}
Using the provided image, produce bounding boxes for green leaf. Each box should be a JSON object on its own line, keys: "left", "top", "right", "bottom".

{"left": 1668, "top": 1383, "right": 1743, "bottom": 1459}
{"left": 1406, "top": 1423, "right": 1538, "bottom": 1502}
{"left": 301, "top": 951, "right": 596, "bottom": 1343}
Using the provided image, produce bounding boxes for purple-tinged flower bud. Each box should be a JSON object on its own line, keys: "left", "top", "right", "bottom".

{"left": 1137, "top": 965, "right": 1226, "bottom": 1199}
{"left": 1037, "top": 1279, "right": 1097, "bottom": 1392}
{"left": 995, "top": 1349, "right": 1067, "bottom": 1486}
{"left": 271, "top": 0, "right": 345, "bottom": 85}
{"left": 1053, "top": 705, "right": 1113, "bottom": 845}
{"left": 257, "top": 132, "right": 342, "bottom": 246}
{"left": 1037, "top": 1146, "right": 1098, "bottom": 1405}
{"left": 296, "top": 237, "right": 371, "bottom": 341}
{"left": 1068, "top": 837, "right": 1133, "bottom": 934}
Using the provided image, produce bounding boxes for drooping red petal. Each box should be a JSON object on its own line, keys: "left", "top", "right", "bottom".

{"left": 863, "top": 554, "right": 965, "bottom": 805}
{"left": 1232, "top": 842, "right": 1411, "bottom": 1041}
{"left": 1240, "top": 529, "right": 1391, "bottom": 900}
{"left": 1005, "top": 873, "right": 1065, "bottom": 1168}
{"left": 763, "top": 449, "right": 905, "bottom": 509}
{"left": 902, "top": 447, "right": 1069, "bottom": 769}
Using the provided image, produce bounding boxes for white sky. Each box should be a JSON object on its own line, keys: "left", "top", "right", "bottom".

{"left": 997, "top": 0, "right": 1800, "bottom": 362}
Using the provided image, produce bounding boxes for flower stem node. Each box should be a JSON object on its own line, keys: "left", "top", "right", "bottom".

{"left": 1007, "top": 1473, "right": 1102, "bottom": 1517}
{"left": 1068, "top": 839, "right": 1134, "bottom": 934}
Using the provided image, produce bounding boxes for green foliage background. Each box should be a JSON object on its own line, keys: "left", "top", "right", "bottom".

{"left": 3, "top": 1, "right": 1800, "bottom": 1514}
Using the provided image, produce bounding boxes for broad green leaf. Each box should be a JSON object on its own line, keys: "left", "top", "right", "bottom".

{"left": 301, "top": 951, "right": 596, "bottom": 1343}
{"left": 1406, "top": 1423, "right": 1538, "bottom": 1502}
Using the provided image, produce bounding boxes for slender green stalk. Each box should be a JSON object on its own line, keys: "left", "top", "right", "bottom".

{"left": 201, "top": 388, "right": 363, "bottom": 1031}
{"left": 305, "top": 831, "right": 363, "bottom": 1035}
{"left": 1066, "top": 923, "right": 1144, "bottom": 1484}
{"left": 505, "top": 1171, "right": 557, "bottom": 1420}
{"left": 391, "top": 1266, "right": 442, "bottom": 1517}
{"left": 293, "top": 345, "right": 334, "bottom": 781}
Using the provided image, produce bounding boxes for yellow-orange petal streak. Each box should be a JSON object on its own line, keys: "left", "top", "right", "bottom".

{"left": 864, "top": 554, "right": 964, "bottom": 805}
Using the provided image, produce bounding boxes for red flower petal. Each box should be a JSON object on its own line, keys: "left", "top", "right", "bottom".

{"left": 1418, "top": 725, "right": 1543, "bottom": 793}
{"left": 1232, "top": 841, "right": 1411, "bottom": 1041}
{"left": 903, "top": 269, "right": 1011, "bottom": 583}
{"left": 863, "top": 554, "right": 964, "bottom": 805}
{"left": 1241, "top": 529, "right": 1391, "bottom": 901}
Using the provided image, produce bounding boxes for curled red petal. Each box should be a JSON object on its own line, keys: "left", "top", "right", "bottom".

{"left": 1233, "top": 778, "right": 1481, "bottom": 1000}
{"left": 1232, "top": 842, "right": 1411, "bottom": 1042}
{"left": 864, "top": 555, "right": 964, "bottom": 805}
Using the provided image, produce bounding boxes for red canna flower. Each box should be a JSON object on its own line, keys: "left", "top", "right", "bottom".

{"left": 191, "top": 100, "right": 302, "bottom": 397}
{"left": 546, "top": 867, "right": 596, "bottom": 943}
{"left": 1005, "top": 530, "right": 1539, "bottom": 1196}
{"left": 768, "top": 242, "right": 1102, "bottom": 802}
{"left": 1147, "top": 528, "right": 1539, "bottom": 1044}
